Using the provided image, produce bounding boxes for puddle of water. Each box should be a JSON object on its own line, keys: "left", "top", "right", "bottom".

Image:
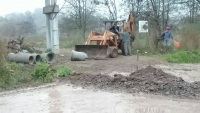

{"left": 1, "top": 84, "right": 200, "bottom": 113}
{"left": 155, "top": 64, "right": 200, "bottom": 83}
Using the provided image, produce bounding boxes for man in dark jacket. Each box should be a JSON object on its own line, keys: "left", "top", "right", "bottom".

{"left": 161, "top": 26, "right": 173, "bottom": 47}
{"left": 109, "top": 22, "right": 120, "bottom": 36}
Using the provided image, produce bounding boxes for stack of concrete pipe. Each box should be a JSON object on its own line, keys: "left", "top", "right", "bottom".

{"left": 8, "top": 52, "right": 57, "bottom": 64}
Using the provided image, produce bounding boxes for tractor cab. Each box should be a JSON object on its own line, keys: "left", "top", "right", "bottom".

{"left": 102, "top": 20, "right": 126, "bottom": 34}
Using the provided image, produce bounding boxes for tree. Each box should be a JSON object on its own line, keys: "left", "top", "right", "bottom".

{"left": 32, "top": 8, "right": 46, "bottom": 34}
{"left": 0, "top": 11, "right": 37, "bottom": 37}
{"left": 93, "top": 0, "right": 118, "bottom": 20}
{"left": 62, "top": 0, "right": 97, "bottom": 39}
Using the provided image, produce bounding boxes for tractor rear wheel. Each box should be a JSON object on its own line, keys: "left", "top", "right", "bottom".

{"left": 110, "top": 47, "right": 118, "bottom": 58}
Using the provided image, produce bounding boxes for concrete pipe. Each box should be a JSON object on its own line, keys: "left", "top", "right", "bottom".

{"left": 32, "top": 54, "right": 42, "bottom": 63}
{"left": 41, "top": 52, "right": 57, "bottom": 63}
{"left": 71, "top": 50, "right": 88, "bottom": 61}
{"left": 8, "top": 53, "right": 35, "bottom": 64}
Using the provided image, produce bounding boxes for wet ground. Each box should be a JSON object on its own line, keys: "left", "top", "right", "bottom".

{"left": 1, "top": 49, "right": 200, "bottom": 113}
{"left": 63, "top": 66, "right": 200, "bottom": 99}
{"left": 1, "top": 84, "right": 200, "bottom": 113}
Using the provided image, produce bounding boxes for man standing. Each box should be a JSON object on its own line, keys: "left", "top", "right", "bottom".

{"left": 161, "top": 26, "right": 173, "bottom": 47}
{"left": 120, "top": 25, "right": 131, "bottom": 56}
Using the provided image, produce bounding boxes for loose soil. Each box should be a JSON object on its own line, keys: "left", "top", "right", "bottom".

{"left": 1, "top": 49, "right": 200, "bottom": 113}
{"left": 62, "top": 66, "right": 200, "bottom": 99}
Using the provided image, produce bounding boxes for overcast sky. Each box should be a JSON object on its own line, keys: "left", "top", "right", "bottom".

{"left": 0, "top": 0, "right": 125, "bottom": 20}
{"left": 0, "top": 0, "right": 64, "bottom": 16}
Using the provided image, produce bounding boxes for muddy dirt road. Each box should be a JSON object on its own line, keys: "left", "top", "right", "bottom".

{"left": 1, "top": 49, "right": 200, "bottom": 113}
{"left": 1, "top": 84, "right": 200, "bottom": 113}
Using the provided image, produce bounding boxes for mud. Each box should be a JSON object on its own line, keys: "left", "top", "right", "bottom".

{"left": 1, "top": 84, "right": 200, "bottom": 113}
{"left": 1, "top": 49, "right": 200, "bottom": 113}
{"left": 63, "top": 66, "right": 200, "bottom": 99}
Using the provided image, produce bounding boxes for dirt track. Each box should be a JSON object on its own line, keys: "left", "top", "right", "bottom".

{"left": 57, "top": 49, "right": 164, "bottom": 74}
{"left": 1, "top": 49, "right": 200, "bottom": 113}
{"left": 58, "top": 49, "right": 200, "bottom": 83}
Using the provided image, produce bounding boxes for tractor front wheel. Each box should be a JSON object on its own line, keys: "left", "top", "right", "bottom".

{"left": 110, "top": 47, "right": 118, "bottom": 58}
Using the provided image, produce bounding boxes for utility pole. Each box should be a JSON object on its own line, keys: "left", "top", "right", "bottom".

{"left": 43, "top": 0, "right": 60, "bottom": 54}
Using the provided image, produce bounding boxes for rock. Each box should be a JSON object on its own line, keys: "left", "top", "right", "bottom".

{"left": 165, "top": 91, "right": 170, "bottom": 95}
{"left": 121, "top": 77, "right": 127, "bottom": 82}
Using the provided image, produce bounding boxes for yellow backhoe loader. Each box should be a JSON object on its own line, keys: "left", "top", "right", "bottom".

{"left": 75, "top": 12, "right": 135, "bottom": 59}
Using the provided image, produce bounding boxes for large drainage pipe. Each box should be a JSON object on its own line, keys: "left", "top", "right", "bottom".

{"left": 32, "top": 54, "right": 42, "bottom": 63}
{"left": 8, "top": 53, "right": 35, "bottom": 64}
{"left": 71, "top": 50, "right": 88, "bottom": 61}
{"left": 41, "top": 52, "right": 57, "bottom": 63}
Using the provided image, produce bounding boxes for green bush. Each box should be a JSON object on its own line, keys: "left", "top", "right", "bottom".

{"left": 0, "top": 40, "right": 11, "bottom": 89}
{"left": 57, "top": 65, "right": 72, "bottom": 77}
{"left": 163, "top": 50, "right": 200, "bottom": 63}
{"left": 0, "top": 63, "right": 11, "bottom": 88}
{"left": 0, "top": 61, "right": 34, "bottom": 90}
{"left": 32, "top": 62, "right": 54, "bottom": 82}
{"left": 6, "top": 63, "right": 32, "bottom": 84}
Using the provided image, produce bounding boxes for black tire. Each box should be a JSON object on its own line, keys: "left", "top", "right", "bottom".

{"left": 110, "top": 48, "right": 118, "bottom": 58}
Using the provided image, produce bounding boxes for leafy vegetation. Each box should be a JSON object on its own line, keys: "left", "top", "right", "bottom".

{"left": 32, "top": 62, "right": 54, "bottom": 83}
{"left": 163, "top": 50, "right": 200, "bottom": 63}
{"left": 57, "top": 65, "right": 72, "bottom": 77}
{"left": 0, "top": 40, "right": 11, "bottom": 89}
{"left": 0, "top": 62, "right": 33, "bottom": 90}
{"left": 0, "top": 62, "right": 73, "bottom": 91}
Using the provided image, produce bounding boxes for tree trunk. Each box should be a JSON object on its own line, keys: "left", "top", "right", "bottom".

{"left": 162, "top": 0, "right": 165, "bottom": 30}
{"left": 78, "top": 0, "right": 82, "bottom": 29}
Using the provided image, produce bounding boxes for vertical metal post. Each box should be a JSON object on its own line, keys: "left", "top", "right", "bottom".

{"left": 136, "top": 50, "right": 139, "bottom": 71}
{"left": 45, "top": 0, "right": 51, "bottom": 49}
{"left": 44, "top": 0, "right": 59, "bottom": 54}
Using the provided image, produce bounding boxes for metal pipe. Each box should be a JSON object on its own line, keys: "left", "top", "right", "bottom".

{"left": 136, "top": 50, "right": 139, "bottom": 71}
{"left": 41, "top": 52, "right": 57, "bottom": 63}
{"left": 45, "top": 0, "right": 51, "bottom": 49}
{"left": 8, "top": 53, "right": 35, "bottom": 64}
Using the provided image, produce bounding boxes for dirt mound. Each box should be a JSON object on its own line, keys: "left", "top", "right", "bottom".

{"left": 62, "top": 66, "right": 200, "bottom": 99}
{"left": 128, "top": 66, "right": 200, "bottom": 97}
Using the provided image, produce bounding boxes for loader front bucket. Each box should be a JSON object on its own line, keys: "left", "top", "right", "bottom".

{"left": 75, "top": 45, "right": 109, "bottom": 59}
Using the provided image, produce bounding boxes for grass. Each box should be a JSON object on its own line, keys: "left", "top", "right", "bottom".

{"left": 59, "top": 30, "right": 87, "bottom": 49}
{"left": 0, "top": 62, "right": 73, "bottom": 91}
{"left": 20, "top": 30, "right": 88, "bottom": 49}
{"left": 0, "top": 35, "right": 77, "bottom": 91}
{"left": 32, "top": 62, "right": 55, "bottom": 83}
{"left": 0, "top": 39, "right": 72, "bottom": 91}
{"left": 163, "top": 50, "right": 200, "bottom": 63}
{"left": 162, "top": 23, "right": 200, "bottom": 63}
{"left": 56, "top": 65, "right": 72, "bottom": 77}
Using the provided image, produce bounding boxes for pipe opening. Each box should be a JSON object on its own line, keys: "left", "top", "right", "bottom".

{"left": 47, "top": 53, "right": 56, "bottom": 62}
{"left": 29, "top": 56, "right": 34, "bottom": 64}
{"left": 35, "top": 55, "right": 42, "bottom": 62}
